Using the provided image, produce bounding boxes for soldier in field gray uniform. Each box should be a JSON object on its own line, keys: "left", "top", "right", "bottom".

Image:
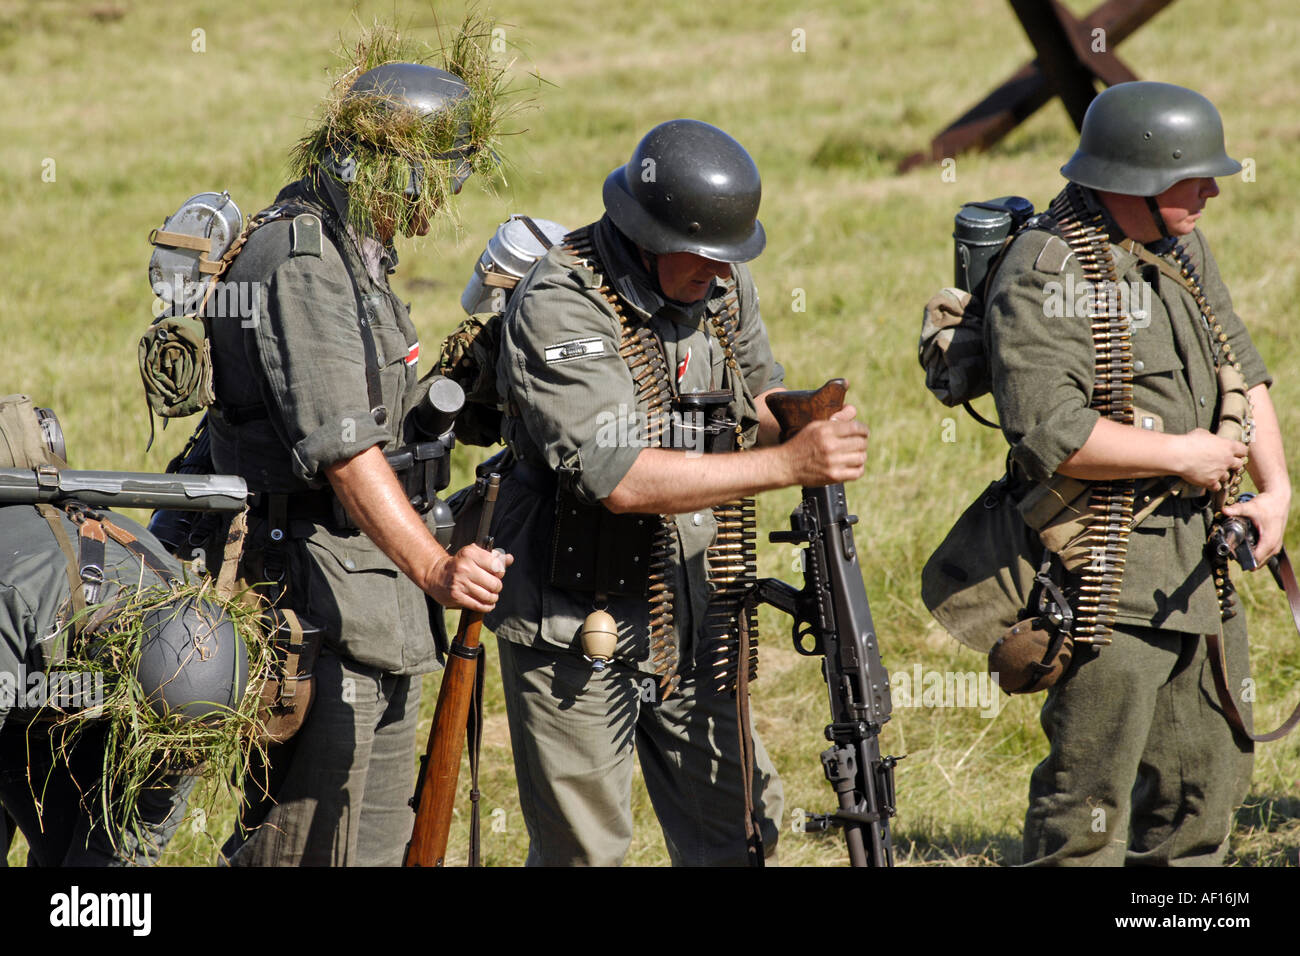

{"left": 488, "top": 120, "right": 870, "bottom": 865}
{"left": 210, "top": 60, "right": 510, "bottom": 866}
{"left": 0, "top": 504, "right": 201, "bottom": 866}
{"left": 985, "top": 83, "right": 1289, "bottom": 865}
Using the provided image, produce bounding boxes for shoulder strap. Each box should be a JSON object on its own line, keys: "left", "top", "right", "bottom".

{"left": 220, "top": 199, "right": 387, "bottom": 429}
{"left": 34, "top": 504, "right": 85, "bottom": 664}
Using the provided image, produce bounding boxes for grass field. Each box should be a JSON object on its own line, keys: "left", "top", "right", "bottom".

{"left": 3, "top": 0, "right": 1299, "bottom": 867}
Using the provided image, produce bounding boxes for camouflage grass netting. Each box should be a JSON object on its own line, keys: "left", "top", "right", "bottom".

{"left": 31, "top": 575, "right": 276, "bottom": 854}
{"left": 290, "top": 11, "right": 533, "bottom": 239}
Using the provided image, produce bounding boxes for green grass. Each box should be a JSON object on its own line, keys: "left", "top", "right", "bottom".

{"left": 5, "top": 0, "right": 1300, "bottom": 867}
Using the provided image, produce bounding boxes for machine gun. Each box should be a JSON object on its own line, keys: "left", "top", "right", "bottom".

{"left": 0, "top": 465, "right": 246, "bottom": 512}
{"left": 755, "top": 379, "right": 901, "bottom": 867}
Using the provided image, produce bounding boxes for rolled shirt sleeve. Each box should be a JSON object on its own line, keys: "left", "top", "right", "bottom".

{"left": 729, "top": 263, "right": 785, "bottom": 395}
{"left": 986, "top": 234, "right": 1101, "bottom": 482}
{"left": 249, "top": 247, "right": 391, "bottom": 482}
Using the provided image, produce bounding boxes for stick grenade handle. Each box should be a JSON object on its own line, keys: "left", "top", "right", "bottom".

{"left": 766, "top": 379, "right": 848, "bottom": 442}
{"left": 404, "top": 474, "right": 500, "bottom": 867}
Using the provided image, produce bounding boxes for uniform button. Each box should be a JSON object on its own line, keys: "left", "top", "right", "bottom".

{"left": 692, "top": 513, "right": 704, "bottom": 526}
{"left": 1134, "top": 360, "right": 1145, "bottom": 372}
{"left": 1199, "top": 396, "right": 1207, "bottom": 407}
{"left": 343, "top": 558, "right": 356, "bottom": 571}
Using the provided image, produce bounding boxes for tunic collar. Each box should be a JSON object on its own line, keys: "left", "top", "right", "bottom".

{"left": 288, "top": 173, "right": 399, "bottom": 284}
{"left": 591, "top": 216, "right": 718, "bottom": 329}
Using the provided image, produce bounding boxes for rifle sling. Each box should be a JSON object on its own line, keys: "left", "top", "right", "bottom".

{"left": 466, "top": 646, "right": 486, "bottom": 868}
{"left": 1206, "top": 546, "right": 1300, "bottom": 742}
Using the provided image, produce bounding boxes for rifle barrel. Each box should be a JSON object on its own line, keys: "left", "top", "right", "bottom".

{"left": 0, "top": 467, "right": 247, "bottom": 512}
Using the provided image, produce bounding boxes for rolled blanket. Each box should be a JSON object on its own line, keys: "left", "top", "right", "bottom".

{"left": 138, "top": 313, "right": 214, "bottom": 420}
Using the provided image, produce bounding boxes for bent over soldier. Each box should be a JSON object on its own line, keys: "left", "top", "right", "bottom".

{"left": 487, "top": 120, "right": 870, "bottom": 865}
{"left": 211, "top": 48, "right": 513, "bottom": 866}
{"left": 0, "top": 502, "right": 228, "bottom": 866}
{"left": 985, "top": 82, "right": 1289, "bottom": 865}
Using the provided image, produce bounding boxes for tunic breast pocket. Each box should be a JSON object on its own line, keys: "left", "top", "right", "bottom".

{"left": 370, "top": 323, "right": 416, "bottom": 413}
{"left": 1131, "top": 351, "right": 1184, "bottom": 381}
{"left": 1129, "top": 349, "right": 1190, "bottom": 432}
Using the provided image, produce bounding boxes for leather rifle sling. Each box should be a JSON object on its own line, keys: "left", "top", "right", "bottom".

{"left": 1206, "top": 546, "right": 1300, "bottom": 742}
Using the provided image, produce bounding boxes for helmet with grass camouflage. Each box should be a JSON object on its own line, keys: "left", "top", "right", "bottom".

{"left": 291, "top": 19, "right": 517, "bottom": 238}
{"left": 335, "top": 63, "right": 476, "bottom": 199}
{"left": 603, "top": 119, "right": 766, "bottom": 263}
{"left": 1060, "top": 81, "right": 1241, "bottom": 196}
{"left": 135, "top": 597, "right": 247, "bottom": 722}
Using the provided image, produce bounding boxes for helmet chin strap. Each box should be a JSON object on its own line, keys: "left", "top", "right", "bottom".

{"left": 639, "top": 247, "right": 672, "bottom": 299}
{"left": 1144, "top": 195, "right": 1174, "bottom": 242}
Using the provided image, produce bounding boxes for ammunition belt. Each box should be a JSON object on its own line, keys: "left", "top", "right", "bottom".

{"left": 561, "top": 227, "right": 752, "bottom": 698}
{"left": 1120, "top": 230, "right": 1256, "bottom": 620}
{"left": 1161, "top": 243, "right": 1255, "bottom": 622}
{"left": 705, "top": 498, "right": 759, "bottom": 693}
{"left": 564, "top": 227, "right": 681, "bottom": 696}
{"left": 702, "top": 284, "right": 760, "bottom": 694}
{"left": 1049, "top": 184, "right": 1136, "bottom": 646}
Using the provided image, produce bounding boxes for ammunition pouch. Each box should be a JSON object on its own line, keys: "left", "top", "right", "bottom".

{"left": 1016, "top": 403, "right": 1207, "bottom": 573}
{"left": 550, "top": 489, "right": 657, "bottom": 598}
{"left": 1016, "top": 473, "right": 1094, "bottom": 573}
{"left": 255, "top": 607, "right": 324, "bottom": 745}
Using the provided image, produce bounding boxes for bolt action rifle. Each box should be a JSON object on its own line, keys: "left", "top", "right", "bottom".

{"left": 405, "top": 473, "right": 500, "bottom": 867}
{"left": 755, "top": 379, "right": 901, "bottom": 867}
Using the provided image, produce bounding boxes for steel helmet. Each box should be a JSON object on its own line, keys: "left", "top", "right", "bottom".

{"left": 603, "top": 119, "right": 766, "bottom": 263}
{"left": 135, "top": 597, "right": 248, "bottom": 721}
{"left": 1060, "top": 81, "right": 1241, "bottom": 196}
{"left": 330, "top": 62, "right": 476, "bottom": 199}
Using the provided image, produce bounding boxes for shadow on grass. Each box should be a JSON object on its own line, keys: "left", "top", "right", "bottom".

{"left": 894, "top": 828, "right": 1021, "bottom": 867}
{"left": 1228, "top": 793, "right": 1300, "bottom": 867}
{"left": 809, "top": 133, "right": 912, "bottom": 178}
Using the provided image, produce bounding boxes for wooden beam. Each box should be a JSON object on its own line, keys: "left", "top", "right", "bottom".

{"left": 898, "top": 0, "right": 1176, "bottom": 173}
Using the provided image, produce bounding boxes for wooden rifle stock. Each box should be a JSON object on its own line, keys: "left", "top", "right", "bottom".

{"left": 404, "top": 474, "right": 500, "bottom": 867}
{"left": 766, "top": 378, "right": 847, "bottom": 440}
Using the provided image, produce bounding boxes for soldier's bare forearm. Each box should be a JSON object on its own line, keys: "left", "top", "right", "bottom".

{"left": 603, "top": 446, "right": 795, "bottom": 515}
{"left": 1058, "top": 419, "right": 1184, "bottom": 479}
{"left": 1058, "top": 418, "right": 1246, "bottom": 490}
{"left": 604, "top": 407, "right": 868, "bottom": 514}
{"left": 325, "top": 446, "right": 508, "bottom": 610}
{"left": 1244, "top": 384, "right": 1290, "bottom": 501}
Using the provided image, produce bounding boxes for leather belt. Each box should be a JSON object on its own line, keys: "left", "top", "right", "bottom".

{"left": 248, "top": 489, "right": 339, "bottom": 526}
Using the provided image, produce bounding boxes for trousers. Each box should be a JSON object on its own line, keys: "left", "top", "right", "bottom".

{"left": 0, "top": 721, "right": 196, "bottom": 866}
{"left": 1022, "top": 617, "right": 1254, "bottom": 865}
{"left": 497, "top": 637, "right": 783, "bottom": 866}
{"left": 222, "top": 651, "right": 421, "bottom": 866}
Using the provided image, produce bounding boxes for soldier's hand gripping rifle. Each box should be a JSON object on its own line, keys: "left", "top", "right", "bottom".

{"left": 405, "top": 473, "right": 500, "bottom": 867}
{"left": 754, "top": 379, "right": 901, "bottom": 867}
